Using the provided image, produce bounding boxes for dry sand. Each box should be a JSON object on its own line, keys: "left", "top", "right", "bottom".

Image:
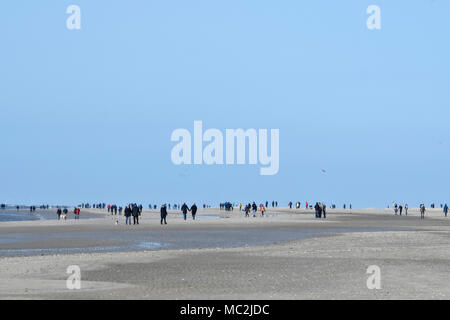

{"left": 0, "top": 207, "right": 449, "bottom": 299}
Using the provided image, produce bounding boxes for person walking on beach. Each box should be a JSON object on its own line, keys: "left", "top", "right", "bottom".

{"left": 57, "top": 208, "right": 62, "bottom": 220}
{"left": 314, "top": 202, "right": 320, "bottom": 218}
{"left": 252, "top": 202, "right": 257, "bottom": 217}
{"left": 190, "top": 203, "right": 198, "bottom": 220}
{"left": 74, "top": 207, "right": 80, "bottom": 220}
{"left": 160, "top": 204, "right": 168, "bottom": 225}
{"left": 124, "top": 205, "right": 132, "bottom": 225}
{"left": 443, "top": 204, "right": 448, "bottom": 217}
{"left": 405, "top": 204, "right": 408, "bottom": 216}
{"left": 322, "top": 203, "right": 327, "bottom": 219}
{"left": 245, "top": 204, "right": 250, "bottom": 217}
{"left": 260, "top": 204, "right": 265, "bottom": 217}
{"left": 132, "top": 204, "right": 140, "bottom": 225}
{"left": 399, "top": 205, "right": 403, "bottom": 216}
{"left": 394, "top": 203, "right": 398, "bottom": 215}
{"left": 420, "top": 204, "right": 426, "bottom": 219}
{"left": 181, "top": 203, "right": 188, "bottom": 220}
{"left": 62, "top": 208, "right": 68, "bottom": 220}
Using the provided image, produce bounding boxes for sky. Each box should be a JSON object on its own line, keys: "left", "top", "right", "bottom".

{"left": 0, "top": 0, "right": 449, "bottom": 208}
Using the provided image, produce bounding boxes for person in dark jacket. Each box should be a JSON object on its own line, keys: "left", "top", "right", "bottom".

{"left": 160, "top": 204, "right": 168, "bottom": 225}
{"left": 62, "top": 208, "right": 68, "bottom": 220}
{"left": 314, "top": 202, "right": 320, "bottom": 218}
{"left": 244, "top": 204, "right": 250, "bottom": 217}
{"left": 252, "top": 202, "right": 257, "bottom": 217}
{"left": 124, "top": 205, "right": 132, "bottom": 225}
{"left": 132, "top": 204, "right": 140, "bottom": 225}
{"left": 420, "top": 204, "right": 426, "bottom": 219}
{"left": 190, "top": 203, "right": 197, "bottom": 220}
{"left": 57, "top": 208, "right": 62, "bottom": 220}
{"left": 181, "top": 203, "right": 188, "bottom": 220}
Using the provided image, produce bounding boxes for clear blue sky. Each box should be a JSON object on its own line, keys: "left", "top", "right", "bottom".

{"left": 0, "top": 1, "right": 449, "bottom": 208}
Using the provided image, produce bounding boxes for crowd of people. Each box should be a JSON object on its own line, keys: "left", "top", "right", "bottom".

{"left": 19, "top": 200, "right": 448, "bottom": 223}
{"left": 392, "top": 203, "right": 409, "bottom": 216}
{"left": 391, "top": 202, "right": 449, "bottom": 219}
{"left": 242, "top": 202, "right": 266, "bottom": 217}
{"left": 287, "top": 201, "right": 343, "bottom": 210}
{"left": 113, "top": 202, "right": 200, "bottom": 225}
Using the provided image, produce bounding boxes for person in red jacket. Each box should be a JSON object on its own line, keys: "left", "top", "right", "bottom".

{"left": 74, "top": 207, "right": 80, "bottom": 220}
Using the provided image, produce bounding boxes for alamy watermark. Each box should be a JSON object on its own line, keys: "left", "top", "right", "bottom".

{"left": 66, "top": 265, "right": 81, "bottom": 290}
{"left": 66, "top": 5, "right": 81, "bottom": 30}
{"left": 64, "top": 4, "right": 381, "bottom": 31}
{"left": 366, "top": 5, "right": 381, "bottom": 30}
{"left": 170, "top": 121, "right": 279, "bottom": 175}
{"left": 366, "top": 265, "right": 381, "bottom": 289}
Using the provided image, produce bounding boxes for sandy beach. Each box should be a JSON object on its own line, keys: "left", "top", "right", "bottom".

{"left": 0, "top": 207, "right": 449, "bottom": 299}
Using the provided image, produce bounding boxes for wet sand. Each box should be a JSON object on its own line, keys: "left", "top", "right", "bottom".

{"left": 0, "top": 207, "right": 449, "bottom": 299}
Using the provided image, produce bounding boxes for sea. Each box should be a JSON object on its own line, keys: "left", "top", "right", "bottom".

{"left": 0, "top": 210, "right": 45, "bottom": 222}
